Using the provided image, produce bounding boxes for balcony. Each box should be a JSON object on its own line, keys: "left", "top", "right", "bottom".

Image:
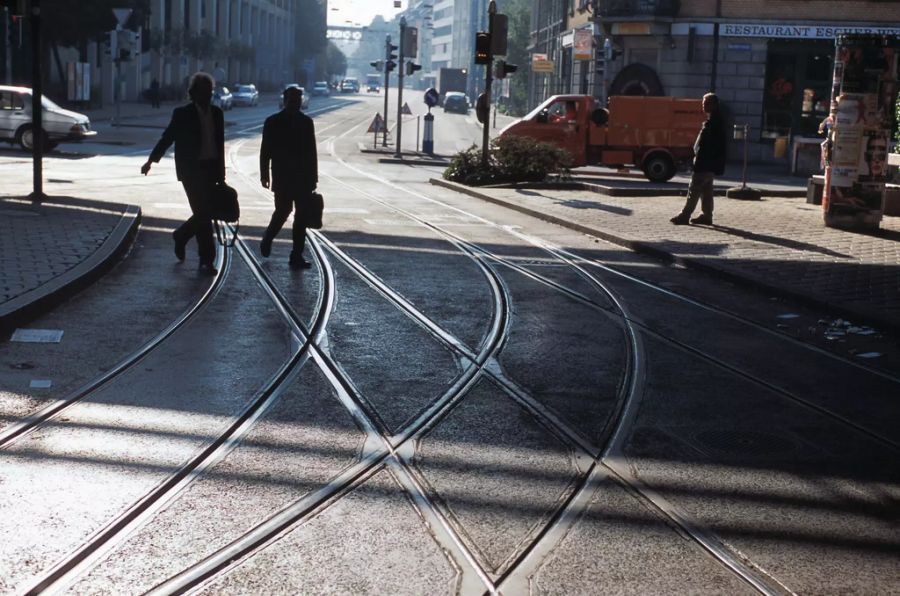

{"left": 599, "top": 0, "right": 680, "bottom": 18}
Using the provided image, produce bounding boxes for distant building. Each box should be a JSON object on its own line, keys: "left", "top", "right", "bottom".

{"left": 431, "top": 0, "right": 455, "bottom": 74}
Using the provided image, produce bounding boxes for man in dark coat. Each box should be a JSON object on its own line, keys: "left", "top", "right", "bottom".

{"left": 671, "top": 92, "right": 727, "bottom": 225}
{"left": 141, "top": 72, "right": 225, "bottom": 274}
{"left": 259, "top": 85, "right": 318, "bottom": 269}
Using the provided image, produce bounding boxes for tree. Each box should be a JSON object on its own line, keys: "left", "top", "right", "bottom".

{"left": 326, "top": 42, "right": 347, "bottom": 78}
{"left": 43, "top": 0, "right": 150, "bottom": 50}
{"left": 501, "top": 0, "right": 530, "bottom": 116}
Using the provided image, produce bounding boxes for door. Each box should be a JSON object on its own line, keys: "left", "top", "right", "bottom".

{"left": 529, "top": 99, "right": 587, "bottom": 166}
{"left": 0, "top": 91, "right": 29, "bottom": 140}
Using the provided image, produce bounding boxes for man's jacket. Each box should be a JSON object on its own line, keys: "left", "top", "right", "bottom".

{"left": 149, "top": 103, "right": 225, "bottom": 181}
{"left": 693, "top": 110, "right": 727, "bottom": 175}
{"left": 260, "top": 110, "right": 318, "bottom": 195}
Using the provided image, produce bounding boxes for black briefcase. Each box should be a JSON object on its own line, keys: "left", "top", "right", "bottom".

{"left": 305, "top": 191, "right": 324, "bottom": 229}
{"left": 212, "top": 182, "right": 240, "bottom": 223}
{"left": 212, "top": 182, "right": 240, "bottom": 246}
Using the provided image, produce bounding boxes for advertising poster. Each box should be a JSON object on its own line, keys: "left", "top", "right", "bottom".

{"left": 823, "top": 35, "right": 899, "bottom": 227}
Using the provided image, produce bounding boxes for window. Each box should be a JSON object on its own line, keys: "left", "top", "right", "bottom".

{"left": 762, "top": 42, "right": 833, "bottom": 139}
{"left": 0, "top": 92, "right": 24, "bottom": 110}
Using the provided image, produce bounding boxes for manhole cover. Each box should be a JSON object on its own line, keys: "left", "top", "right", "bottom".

{"left": 693, "top": 429, "right": 796, "bottom": 458}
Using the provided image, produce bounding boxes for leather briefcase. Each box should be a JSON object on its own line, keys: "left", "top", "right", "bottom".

{"left": 305, "top": 191, "right": 323, "bottom": 229}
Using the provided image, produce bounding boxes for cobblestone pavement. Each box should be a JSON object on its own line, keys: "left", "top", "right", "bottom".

{"left": 434, "top": 179, "right": 900, "bottom": 332}
{"left": 0, "top": 197, "right": 128, "bottom": 318}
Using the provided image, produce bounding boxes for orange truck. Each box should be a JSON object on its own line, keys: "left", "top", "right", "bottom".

{"left": 499, "top": 95, "right": 706, "bottom": 182}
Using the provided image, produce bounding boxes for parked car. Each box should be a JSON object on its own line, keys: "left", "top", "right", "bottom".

{"left": 442, "top": 91, "right": 469, "bottom": 114}
{"left": 311, "top": 81, "right": 330, "bottom": 97}
{"left": 212, "top": 85, "right": 233, "bottom": 110}
{"left": 0, "top": 85, "right": 97, "bottom": 152}
{"left": 278, "top": 84, "right": 310, "bottom": 110}
{"left": 340, "top": 78, "right": 360, "bottom": 93}
{"left": 231, "top": 84, "right": 258, "bottom": 106}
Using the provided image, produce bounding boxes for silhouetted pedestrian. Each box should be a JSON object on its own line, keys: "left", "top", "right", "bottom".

{"left": 671, "top": 92, "right": 727, "bottom": 226}
{"left": 141, "top": 72, "right": 225, "bottom": 275}
{"left": 259, "top": 86, "right": 318, "bottom": 269}
{"left": 149, "top": 78, "right": 161, "bottom": 108}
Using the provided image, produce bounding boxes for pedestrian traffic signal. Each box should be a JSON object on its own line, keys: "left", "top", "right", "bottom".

{"left": 386, "top": 41, "right": 398, "bottom": 62}
{"left": 474, "top": 32, "right": 491, "bottom": 65}
{"left": 405, "top": 61, "right": 422, "bottom": 76}
{"left": 490, "top": 13, "right": 508, "bottom": 56}
{"left": 493, "top": 60, "right": 517, "bottom": 79}
{"left": 386, "top": 60, "right": 396, "bottom": 72}
{"left": 370, "top": 60, "right": 384, "bottom": 70}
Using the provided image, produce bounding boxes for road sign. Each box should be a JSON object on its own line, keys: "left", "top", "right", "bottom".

{"left": 367, "top": 113, "right": 385, "bottom": 133}
{"left": 112, "top": 8, "right": 132, "bottom": 27}
{"left": 401, "top": 102, "right": 412, "bottom": 115}
{"left": 424, "top": 87, "right": 439, "bottom": 108}
{"left": 532, "top": 53, "right": 554, "bottom": 73}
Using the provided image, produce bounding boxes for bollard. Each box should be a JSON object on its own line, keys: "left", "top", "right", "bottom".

{"left": 423, "top": 112, "right": 434, "bottom": 155}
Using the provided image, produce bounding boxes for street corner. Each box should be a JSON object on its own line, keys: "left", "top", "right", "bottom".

{"left": 0, "top": 196, "right": 140, "bottom": 335}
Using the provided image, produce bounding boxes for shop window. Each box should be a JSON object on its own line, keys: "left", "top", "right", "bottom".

{"left": 762, "top": 43, "right": 833, "bottom": 140}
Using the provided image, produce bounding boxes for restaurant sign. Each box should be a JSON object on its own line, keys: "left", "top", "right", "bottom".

{"left": 721, "top": 23, "right": 900, "bottom": 39}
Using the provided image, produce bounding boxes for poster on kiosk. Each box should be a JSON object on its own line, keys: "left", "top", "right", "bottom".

{"left": 822, "top": 35, "right": 898, "bottom": 230}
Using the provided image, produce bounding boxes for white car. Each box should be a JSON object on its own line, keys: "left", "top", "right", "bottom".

{"left": 0, "top": 85, "right": 97, "bottom": 152}
{"left": 279, "top": 84, "right": 310, "bottom": 110}
{"left": 231, "top": 84, "right": 259, "bottom": 107}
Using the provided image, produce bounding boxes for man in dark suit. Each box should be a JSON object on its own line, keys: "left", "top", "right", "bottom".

{"left": 141, "top": 72, "right": 225, "bottom": 274}
{"left": 259, "top": 85, "right": 318, "bottom": 269}
{"left": 671, "top": 92, "right": 727, "bottom": 226}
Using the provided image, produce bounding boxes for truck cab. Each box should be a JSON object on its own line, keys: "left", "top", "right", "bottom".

{"left": 500, "top": 95, "right": 706, "bottom": 182}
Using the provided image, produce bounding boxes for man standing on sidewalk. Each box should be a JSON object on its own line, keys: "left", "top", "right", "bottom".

{"left": 671, "top": 92, "right": 727, "bottom": 226}
{"left": 259, "top": 86, "right": 318, "bottom": 269}
{"left": 140, "top": 72, "right": 225, "bottom": 274}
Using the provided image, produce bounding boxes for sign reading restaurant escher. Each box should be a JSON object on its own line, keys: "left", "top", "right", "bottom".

{"left": 721, "top": 23, "right": 900, "bottom": 39}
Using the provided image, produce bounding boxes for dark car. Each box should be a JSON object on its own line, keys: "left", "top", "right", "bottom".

{"left": 443, "top": 92, "right": 469, "bottom": 114}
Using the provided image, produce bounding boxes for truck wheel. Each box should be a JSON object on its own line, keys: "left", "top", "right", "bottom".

{"left": 642, "top": 153, "right": 675, "bottom": 182}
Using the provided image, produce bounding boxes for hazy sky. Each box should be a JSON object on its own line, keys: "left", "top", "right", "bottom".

{"left": 327, "top": 0, "right": 402, "bottom": 28}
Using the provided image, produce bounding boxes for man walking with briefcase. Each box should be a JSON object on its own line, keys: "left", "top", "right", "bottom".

{"left": 141, "top": 72, "right": 225, "bottom": 275}
{"left": 259, "top": 85, "right": 319, "bottom": 269}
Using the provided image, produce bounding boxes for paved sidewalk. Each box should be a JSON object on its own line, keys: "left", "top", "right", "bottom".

{"left": 0, "top": 196, "right": 140, "bottom": 334}
{"left": 432, "top": 178, "right": 900, "bottom": 333}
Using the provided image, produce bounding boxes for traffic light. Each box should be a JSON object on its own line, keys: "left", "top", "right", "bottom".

{"left": 490, "top": 13, "right": 508, "bottom": 56}
{"left": 370, "top": 59, "right": 384, "bottom": 71}
{"left": 493, "top": 60, "right": 517, "bottom": 79}
{"left": 385, "top": 40, "right": 398, "bottom": 72}
{"left": 604, "top": 41, "right": 623, "bottom": 62}
{"left": 474, "top": 31, "right": 491, "bottom": 65}
{"left": 594, "top": 54, "right": 606, "bottom": 75}
{"left": 405, "top": 61, "right": 421, "bottom": 76}
{"left": 402, "top": 26, "right": 418, "bottom": 59}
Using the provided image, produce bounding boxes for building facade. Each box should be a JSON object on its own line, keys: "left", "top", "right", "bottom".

{"left": 597, "top": 0, "right": 900, "bottom": 164}
{"left": 430, "top": 0, "right": 455, "bottom": 72}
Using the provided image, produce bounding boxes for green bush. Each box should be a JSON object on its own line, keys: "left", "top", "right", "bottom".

{"left": 443, "top": 135, "right": 571, "bottom": 186}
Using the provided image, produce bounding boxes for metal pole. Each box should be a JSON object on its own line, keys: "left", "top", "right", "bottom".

{"left": 395, "top": 17, "right": 406, "bottom": 158}
{"left": 383, "top": 35, "right": 390, "bottom": 147}
{"left": 481, "top": 1, "right": 496, "bottom": 166}
{"left": 742, "top": 123, "right": 749, "bottom": 189}
{"left": 30, "top": 0, "right": 44, "bottom": 201}
{"left": 3, "top": 7, "right": 11, "bottom": 85}
{"left": 416, "top": 115, "right": 420, "bottom": 153}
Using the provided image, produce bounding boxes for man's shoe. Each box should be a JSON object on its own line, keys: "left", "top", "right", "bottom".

{"left": 289, "top": 253, "right": 312, "bottom": 270}
{"left": 173, "top": 231, "right": 186, "bottom": 261}
{"left": 670, "top": 214, "right": 690, "bottom": 225}
{"left": 690, "top": 214, "right": 713, "bottom": 225}
{"left": 260, "top": 236, "right": 272, "bottom": 258}
{"left": 198, "top": 263, "right": 218, "bottom": 276}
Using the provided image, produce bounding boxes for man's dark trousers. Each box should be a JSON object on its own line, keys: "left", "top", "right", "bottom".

{"left": 264, "top": 191, "right": 313, "bottom": 254}
{"left": 175, "top": 159, "right": 218, "bottom": 266}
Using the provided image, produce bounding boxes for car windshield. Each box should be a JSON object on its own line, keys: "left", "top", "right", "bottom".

{"left": 38, "top": 95, "right": 62, "bottom": 110}
{"left": 236, "top": 86, "right": 252, "bottom": 93}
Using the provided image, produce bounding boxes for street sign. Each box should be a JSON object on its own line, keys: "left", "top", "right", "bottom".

{"left": 424, "top": 87, "right": 439, "bottom": 108}
{"left": 401, "top": 102, "right": 412, "bottom": 115}
{"left": 367, "top": 113, "right": 385, "bottom": 133}
{"left": 532, "top": 53, "right": 554, "bottom": 73}
{"left": 112, "top": 7, "right": 132, "bottom": 27}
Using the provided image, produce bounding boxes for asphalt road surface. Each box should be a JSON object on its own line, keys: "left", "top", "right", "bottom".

{"left": 0, "top": 91, "right": 897, "bottom": 595}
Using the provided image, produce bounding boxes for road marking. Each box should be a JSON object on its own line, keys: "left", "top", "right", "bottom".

{"left": 29, "top": 380, "right": 53, "bottom": 389}
{"left": 11, "top": 329, "right": 64, "bottom": 343}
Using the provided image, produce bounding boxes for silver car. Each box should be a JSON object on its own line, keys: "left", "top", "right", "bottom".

{"left": 278, "top": 84, "right": 310, "bottom": 110}
{"left": 231, "top": 84, "right": 258, "bottom": 107}
{"left": 0, "top": 85, "right": 97, "bottom": 151}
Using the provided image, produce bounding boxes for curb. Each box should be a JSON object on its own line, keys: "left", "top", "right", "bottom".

{"left": 429, "top": 177, "right": 899, "bottom": 335}
{"left": 377, "top": 157, "right": 450, "bottom": 167}
{"left": 0, "top": 203, "right": 142, "bottom": 335}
